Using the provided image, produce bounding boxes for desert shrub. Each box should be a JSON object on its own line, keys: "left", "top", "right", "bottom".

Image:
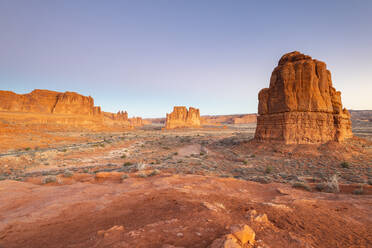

{"left": 41, "top": 175, "right": 57, "bottom": 184}
{"left": 315, "top": 183, "right": 325, "bottom": 191}
{"left": 61, "top": 149, "right": 67, "bottom": 153}
{"left": 265, "top": 165, "right": 273, "bottom": 174}
{"left": 219, "top": 174, "right": 231, "bottom": 178}
{"left": 243, "top": 160, "right": 248, "bottom": 165}
{"left": 148, "top": 169, "right": 160, "bottom": 177}
{"left": 292, "top": 182, "right": 311, "bottom": 191}
{"left": 25, "top": 147, "right": 31, "bottom": 151}
{"left": 340, "top": 161, "right": 350, "bottom": 168}
{"left": 368, "top": 179, "right": 372, "bottom": 186}
{"left": 323, "top": 175, "right": 340, "bottom": 193}
{"left": 100, "top": 143, "right": 105, "bottom": 148}
{"left": 353, "top": 185, "right": 364, "bottom": 195}
{"left": 136, "top": 163, "right": 146, "bottom": 170}
{"left": 121, "top": 174, "right": 129, "bottom": 180}
{"left": 63, "top": 170, "right": 73, "bottom": 178}
{"left": 83, "top": 168, "right": 89, "bottom": 173}
{"left": 120, "top": 154, "right": 126, "bottom": 159}
{"left": 200, "top": 152, "right": 205, "bottom": 156}
{"left": 174, "top": 152, "right": 178, "bottom": 155}
{"left": 250, "top": 154, "right": 256, "bottom": 158}
{"left": 136, "top": 172, "right": 148, "bottom": 178}
{"left": 123, "top": 162, "right": 133, "bottom": 166}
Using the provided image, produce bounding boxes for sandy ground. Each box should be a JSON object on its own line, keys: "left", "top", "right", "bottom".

{"left": 0, "top": 123, "right": 371, "bottom": 247}
{"left": 0, "top": 174, "right": 371, "bottom": 248}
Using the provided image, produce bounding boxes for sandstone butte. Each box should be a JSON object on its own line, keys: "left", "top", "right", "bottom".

{"left": 164, "top": 106, "right": 201, "bottom": 129}
{"left": 254, "top": 51, "right": 353, "bottom": 144}
{"left": 0, "top": 89, "right": 142, "bottom": 131}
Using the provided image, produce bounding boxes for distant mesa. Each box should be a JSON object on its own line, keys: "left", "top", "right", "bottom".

{"left": 0, "top": 89, "right": 142, "bottom": 130}
{"left": 201, "top": 114, "right": 257, "bottom": 125}
{"left": 254, "top": 51, "right": 352, "bottom": 144}
{"left": 0, "top": 89, "right": 102, "bottom": 116}
{"left": 164, "top": 106, "right": 201, "bottom": 129}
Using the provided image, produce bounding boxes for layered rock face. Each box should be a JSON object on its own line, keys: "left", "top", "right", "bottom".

{"left": 255, "top": 51, "right": 352, "bottom": 144}
{"left": 165, "top": 106, "right": 201, "bottom": 129}
{"left": 0, "top": 89, "right": 141, "bottom": 131}
{"left": 0, "top": 89, "right": 102, "bottom": 116}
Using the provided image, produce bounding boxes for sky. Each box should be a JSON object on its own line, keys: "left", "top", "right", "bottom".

{"left": 0, "top": 0, "right": 371, "bottom": 118}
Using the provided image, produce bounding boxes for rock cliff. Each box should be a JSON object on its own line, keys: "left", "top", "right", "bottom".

{"left": 165, "top": 106, "right": 201, "bottom": 129}
{"left": 0, "top": 89, "right": 141, "bottom": 131}
{"left": 0, "top": 89, "right": 102, "bottom": 116}
{"left": 254, "top": 51, "right": 352, "bottom": 144}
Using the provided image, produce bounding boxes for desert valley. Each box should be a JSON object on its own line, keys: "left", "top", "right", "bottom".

{"left": 0, "top": 51, "right": 371, "bottom": 248}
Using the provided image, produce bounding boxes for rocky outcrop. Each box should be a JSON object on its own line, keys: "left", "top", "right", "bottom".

{"left": 0, "top": 89, "right": 102, "bottom": 116}
{"left": 210, "top": 224, "right": 255, "bottom": 248}
{"left": 104, "top": 111, "right": 128, "bottom": 121}
{"left": 233, "top": 114, "right": 257, "bottom": 124}
{"left": 129, "top": 117, "right": 143, "bottom": 127}
{"left": 0, "top": 89, "right": 142, "bottom": 131}
{"left": 165, "top": 106, "right": 201, "bottom": 129}
{"left": 255, "top": 51, "right": 352, "bottom": 144}
{"left": 201, "top": 114, "right": 257, "bottom": 125}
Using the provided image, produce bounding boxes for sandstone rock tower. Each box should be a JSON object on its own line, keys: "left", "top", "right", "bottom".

{"left": 165, "top": 106, "right": 201, "bottom": 129}
{"left": 254, "top": 51, "right": 352, "bottom": 144}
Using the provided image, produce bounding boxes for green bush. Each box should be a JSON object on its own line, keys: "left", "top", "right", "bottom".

{"left": 340, "top": 162, "right": 350, "bottom": 168}
{"left": 265, "top": 165, "right": 273, "bottom": 174}
{"left": 123, "top": 162, "right": 133, "bottom": 166}
{"left": 292, "top": 182, "right": 311, "bottom": 191}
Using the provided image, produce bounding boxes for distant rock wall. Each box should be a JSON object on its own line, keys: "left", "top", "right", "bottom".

{"left": 201, "top": 114, "right": 257, "bottom": 125}
{"left": 0, "top": 89, "right": 102, "bottom": 116}
{"left": 165, "top": 106, "right": 201, "bottom": 129}
{"left": 0, "top": 89, "right": 142, "bottom": 131}
{"left": 254, "top": 51, "right": 352, "bottom": 144}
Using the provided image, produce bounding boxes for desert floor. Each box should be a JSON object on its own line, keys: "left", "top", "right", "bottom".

{"left": 0, "top": 123, "right": 371, "bottom": 247}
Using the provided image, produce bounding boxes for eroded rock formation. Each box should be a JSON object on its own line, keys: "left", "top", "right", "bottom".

{"left": 254, "top": 51, "right": 352, "bottom": 144}
{"left": 0, "top": 89, "right": 142, "bottom": 131}
{"left": 165, "top": 106, "right": 201, "bottom": 129}
{"left": 0, "top": 89, "right": 102, "bottom": 116}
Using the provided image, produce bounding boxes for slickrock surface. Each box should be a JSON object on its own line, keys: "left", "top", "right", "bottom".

{"left": 255, "top": 51, "right": 352, "bottom": 144}
{"left": 165, "top": 106, "right": 201, "bottom": 129}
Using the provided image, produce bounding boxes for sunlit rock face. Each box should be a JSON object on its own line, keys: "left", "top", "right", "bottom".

{"left": 165, "top": 106, "right": 201, "bottom": 129}
{"left": 0, "top": 89, "right": 142, "bottom": 130}
{"left": 255, "top": 51, "right": 352, "bottom": 144}
{"left": 0, "top": 89, "right": 101, "bottom": 116}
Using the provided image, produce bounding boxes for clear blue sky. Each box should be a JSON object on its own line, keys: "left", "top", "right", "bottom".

{"left": 0, "top": 0, "right": 371, "bottom": 117}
